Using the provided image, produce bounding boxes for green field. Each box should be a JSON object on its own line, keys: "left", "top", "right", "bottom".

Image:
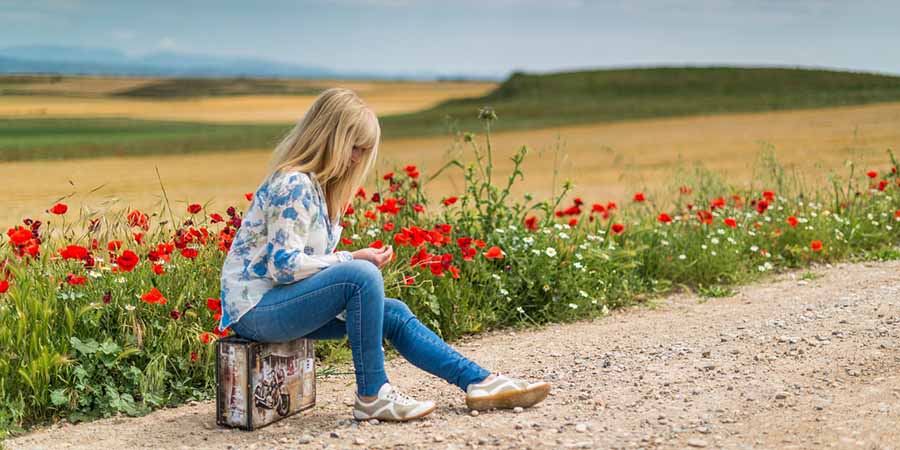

{"left": 380, "top": 67, "right": 900, "bottom": 137}
{"left": 0, "top": 118, "right": 287, "bottom": 161}
{"left": 4, "top": 67, "right": 900, "bottom": 161}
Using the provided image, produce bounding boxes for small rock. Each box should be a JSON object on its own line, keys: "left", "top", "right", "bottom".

{"left": 575, "top": 423, "right": 588, "bottom": 433}
{"left": 368, "top": 419, "right": 380, "bottom": 425}
{"left": 433, "top": 435, "right": 445, "bottom": 442}
{"left": 687, "top": 438, "right": 708, "bottom": 447}
{"left": 513, "top": 406, "right": 524, "bottom": 413}
{"left": 469, "top": 409, "right": 479, "bottom": 417}
{"left": 329, "top": 431, "right": 340, "bottom": 439}
{"left": 353, "top": 437, "right": 366, "bottom": 445}
{"left": 298, "top": 435, "right": 313, "bottom": 444}
{"left": 775, "top": 392, "right": 788, "bottom": 400}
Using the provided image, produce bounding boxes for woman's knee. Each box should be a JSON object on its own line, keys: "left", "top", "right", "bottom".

{"left": 330, "top": 259, "right": 384, "bottom": 295}
{"left": 383, "top": 298, "right": 415, "bottom": 336}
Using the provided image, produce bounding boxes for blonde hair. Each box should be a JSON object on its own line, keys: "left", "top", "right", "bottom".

{"left": 269, "top": 88, "right": 380, "bottom": 223}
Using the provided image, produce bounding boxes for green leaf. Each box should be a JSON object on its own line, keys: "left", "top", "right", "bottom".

{"left": 50, "top": 388, "right": 68, "bottom": 406}
{"left": 70, "top": 336, "right": 99, "bottom": 355}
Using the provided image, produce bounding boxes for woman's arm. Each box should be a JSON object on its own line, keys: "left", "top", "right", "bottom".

{"left": 263, "top": 172, "right": 353, "bottom": 284}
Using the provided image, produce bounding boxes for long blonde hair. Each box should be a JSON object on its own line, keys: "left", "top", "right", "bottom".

{"left": 269, "top": 88, "right": 380, "bottom": 223}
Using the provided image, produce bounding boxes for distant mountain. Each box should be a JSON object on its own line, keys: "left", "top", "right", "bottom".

{"left": 0, "top": 45, "right": 497, "bottom": 80}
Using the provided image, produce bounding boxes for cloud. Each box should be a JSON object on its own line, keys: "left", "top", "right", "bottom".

{"left": 157, "top": 37, "right": 177, "bottom": 50}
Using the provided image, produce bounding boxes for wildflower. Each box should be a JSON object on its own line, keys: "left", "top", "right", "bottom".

{"left": 190, "top": 352, "right": 199, "bottom": 363}
{"left": 568, "top": 303, "right": 578, "bottom": 309}
{"left": 787, "top": 216, "right": 799, "bottom": 227}
{"left": 49, "top": 203, "right": 68, "bottom": 215}
{"left": 404, "top": 275, "right": 415, "bottom": 285}
{"left": 709, "top": 197, "right": 726, "bottom": 210}
{"left": 811, "top": 240, "right": 824, "bottom": 252}
{"left": 724, "top": 218, "right": 737, "bottom": 228}
{"left": 107, "top": 240, "right": 123, "bottom": 252}
{"left": 484, "top": 246, "right": 505, "bottom": 259}
{"left": 125, "top": 304, "right": 136, "bottom": 311}
{"left": 66, "top": 273, "right": 86, "bottom": 285}
{"left": 442, "top": 196, "right": 458, "bottom": 206}
{"left": 187, "top": 203, "right": 202, "bottom": 214}
{"left": 199, "top": 332, "right": 212, "bottom": 344}
{"left": 141, "top": 287, "right": 168, "bottom": 305}
{"left": 657, "top": 213, "right": 673, "bottom": 223}
{"left": 127, "top": 210, "right": 150, "bottom": 230}
{"left": 611, "top": 223, "right": 625, "bottom": 234}
{"left": 59, "top": 245, "right": 89, "bottom": 261}
{"left": 633, "top": 192, "right": 646, "bottom": 202}
{"left": 116, "top": 250, "right": 139, "bottom": 272}
{"left": 207, "top": 297, "right": 221, "bottom": 311}
{"left": 210, "top": 213, "right": 224, "bottom": 223}
{"left": 756, "top": 200, "right": 769, "bottom": 214}
{"left": 0, "top": 279, "right": 9, "bottom": 293}
{"left": 180, "top": 248, "right": 199, "bottom": 259}
{"left": 524, "top": 216, "right": 539, "bottom": 231}
{"left": 8, "top": 226, "right": 33, "bottom": 246}
{"left": 170, "top": 310, "right": 181, "bottom": 320}
{"left": 245, "top": 192, "right": 254, "bottom": 201}
{"left": 867, "top": 171, "right": 878, "bottom": 179}
{"left": 678, "top": 254, "right": 687, "bottom": 260}
{"left": 545, "top": 247, "right": 557, "bottom": 257}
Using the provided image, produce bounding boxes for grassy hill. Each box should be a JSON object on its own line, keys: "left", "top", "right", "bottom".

{"left": 379, "top": 66, "right": 900, "bottom": 137}
{"left": 4, "top": 67, "right": 900, "bottom": 161}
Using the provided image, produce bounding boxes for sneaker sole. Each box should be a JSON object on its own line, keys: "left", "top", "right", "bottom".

{"left": 352, "top": 403, "right": 437, "bottom": 422}
{"left": 466, "top": 382, "right": 551, "bottom": 411}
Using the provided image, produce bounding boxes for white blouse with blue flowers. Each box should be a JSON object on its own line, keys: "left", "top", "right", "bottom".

{"left": 218, "top": 170, "right": 353, "bottom": 331}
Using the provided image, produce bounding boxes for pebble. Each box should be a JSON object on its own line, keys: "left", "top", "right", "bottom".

{"left": 298, "top": 435, "right": 313, "bottom": 444}
{"left": 353, "top": 437, "right": 366, "bottom": 445}
{"left": 513, "top": 407, "right": 524, "bottom": 413}
{"left": 469, "top": 410, "right": 479, "bottom": 417}
{"left": 368, "top": 419, "right": 380, "bottom": 425}
{"left": 775, "top": 392, "right": 788, "bottom": 400}
{"left": 575, "top": 423, "right": 588, "bottom": 433}
{"left": 687, "top": 438, "right": 709, "bottom": 447}
{"left": 433, "top": 435, "right": 445, "bottom": 442}
{"left": 329, "top": 431, "right": 340, "bottom": 439}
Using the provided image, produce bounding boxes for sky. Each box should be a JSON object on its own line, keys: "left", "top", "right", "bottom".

{"left": 1, "top": 0, "right": 899, "bottom": 78}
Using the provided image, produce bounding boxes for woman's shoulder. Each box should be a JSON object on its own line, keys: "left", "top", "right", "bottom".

{"left": 257, "top": 169, "right": 317, "bottom": 209}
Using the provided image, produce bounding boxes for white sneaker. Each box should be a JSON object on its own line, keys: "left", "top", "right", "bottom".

{"left": 466, "top": 373, "right": 551, "bottom": 411}
{"left": 352, "top": 383, "right": 436, "bottom": 422}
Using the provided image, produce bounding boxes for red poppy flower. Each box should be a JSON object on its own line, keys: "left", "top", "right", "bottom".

{"left": 412, "top": 204, "right": 424, "bottom": 213}
{"left": 133, "top": 232, "right": 144, "bottom": 245}
{"left": 199, "top": 332, "right": 212, "bottom": 344}
{"left": 245, "top": 192, "right": 254, "bottom": 201}
{"left": 152, "top": 264, "right": 166, "bottom": 275}
{"left": 606, "top": 202, "right": 617, "bottom": 210}
{"left": 404, "top": 165, "right": 419, "bottom": 179}
{"left": 723, "top": 217, "right": 737, "bottom": 228}
{"left": 8, "top": 226, "right": 33, "bottom": 246}
{"left": 187, "top": 203, "right": 202, "bottom": 214}
{"left": 524, "top": 216, "right": 538, "bottom": 231}
{"left": 169, "top": 310, "right": 181, "bottom": 320}
{"left": 49, "top": 203, "right": 68, "bottom": 215}
{"left": 66, "top": 273, "right": 86, "bottom": 285}
{"left": 657, "top": 213, "right": 673, "bottom": 223}
{"left": 442, "top": 196, "right": 458, "bottom": 206}
{"left": 127, "top": 210, "right": 149, "bottom": 230}
{"left": 448, "top": 265, "right": 460, "bottom": 279}
{"left": 756, "top": 200, "right": 769, "bottom": 214}
{"left": 633, "top": 192, "right": 646, "bottom": 202}
{"left": 369, "top": 240, "right": 384, "bottom": 249}
{"left": 107, "top": 240, "right": 123, "bottom": 252}
{"left": 696, "top": 210, "right": 713, "bottom": 225}
{"left": 895, "top": 210, "right": 900, "bottom": 219}
{"left": 762, "top": 191, "right": 775, "bottom": 201}
{"left": 787, "top": 216, "right": 799, "bottom": 227}
{"left": 810, "top": 240, "right": 823, "bottom": 252}
{"left": 484, "top": 246, "right": 504, "bottom": 259}
{"left": 116, "top": 250, "right": 139, "bottom": 272}
{"left": 180, "top": 248, "right": 198, "bottom": 259}
{"left": 403, "top": 275, "right": 415, "bottom": 285}
{"left": 383, "top": 222, "right": 395, "bottom": 232}
{"left": 356, "top": 187, "right": 367, "bottom": 198}
{"left": 679, "top": 186, "right": 692, "bottom": 195}
{"left": 382, "top": 172, "right": 394, "bottom": 180}
{"left": 341, "top": 237, "right": 353, "bottom": 245}
{"left": 878, "top": 180, "right": 888, "bottom": 191}
{"left": 867, "top": 171, "right": 878, "bottom": 179}
{"left": 709, "top": 197, "right": 726, "bottom": 210}
{"left": 611, "top": 223, "right": 625, "bottom": 234}
{"left": 206, "top": 297, "right": 222, "bottom": 311}
{"left": 568, "top": 218, "right": 578, "bottom": 227}
{"left": 591, "top": 203, "right": 606, "bottom": 213}
{"left": 474, "top": 239, "right": 486, "bottom": 248}
{"left": 59, "top": 245, "right": 89, "bottom": 260}
{"left": 364, "top": 210, "right": 376, "bottom": 221}
{"left": 209, "top": 213, "right": 224, "bottom": 223}
{"left": 0, "top": 279, "right": 8, "bottom": 294}
{"left": 190, "top": 351, "right": 199, "bottom": 362}
{"left": 141, "top": 287, "right": 168, "bottom": 305}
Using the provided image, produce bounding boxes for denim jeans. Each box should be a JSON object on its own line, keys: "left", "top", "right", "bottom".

{"left": 230, "top": 259, "right": 491, "bottom": 397}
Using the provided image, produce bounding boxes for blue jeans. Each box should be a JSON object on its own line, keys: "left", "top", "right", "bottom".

{"left": 230, "top": 259, "right": 491, "bottom": 397}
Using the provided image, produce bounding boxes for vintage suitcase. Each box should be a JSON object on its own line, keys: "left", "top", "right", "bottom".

{"left": 216, "top": 335, "right": 316, "bottom": 430}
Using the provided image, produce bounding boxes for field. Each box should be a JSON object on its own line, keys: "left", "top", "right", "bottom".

{"left": 2, "top": 100, "right": 897, "bottom": 228}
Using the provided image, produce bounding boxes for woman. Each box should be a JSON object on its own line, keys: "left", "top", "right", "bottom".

{"left": 218, "top": 88, "right": 550, "bottom": 422}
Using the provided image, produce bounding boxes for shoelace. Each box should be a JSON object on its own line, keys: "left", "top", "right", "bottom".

{"left": 385, "top": 388, "right": 416, "bottom": 406}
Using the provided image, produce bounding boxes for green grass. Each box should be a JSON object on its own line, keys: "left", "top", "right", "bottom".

{"left": 5, "top": 67, "right": 900, "bottom": 161}
{"left": 380, "top": 66, "right": 900, "bottom": 137}
{"left": 0, "top": 118, "right": 288, "bottom": 161}
{"left": 111, "top": 78, "right": 324, "bottom": 98}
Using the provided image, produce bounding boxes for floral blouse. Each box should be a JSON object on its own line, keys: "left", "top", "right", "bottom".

{"left": 218, "top": 170, "right": 353, "bottom": 331}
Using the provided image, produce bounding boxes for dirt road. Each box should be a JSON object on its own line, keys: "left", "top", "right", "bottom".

{"left": 7, "top": 260, "right": 900, "bottom": 450}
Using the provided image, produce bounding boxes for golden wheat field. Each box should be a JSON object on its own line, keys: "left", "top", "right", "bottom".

{"left": 0, "top": 78, "right": 496, "bottom": 123}
{"left": 4, "top": 99, "right": 899, "bottom": 227}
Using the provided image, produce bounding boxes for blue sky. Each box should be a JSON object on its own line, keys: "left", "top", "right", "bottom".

{"left": 1, "top": 0, "right": 898, "bottom": 77}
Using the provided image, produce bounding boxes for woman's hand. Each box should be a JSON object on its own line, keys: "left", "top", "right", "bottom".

{"left": 350, "top": 245, "right": 394, "bottom": 269}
